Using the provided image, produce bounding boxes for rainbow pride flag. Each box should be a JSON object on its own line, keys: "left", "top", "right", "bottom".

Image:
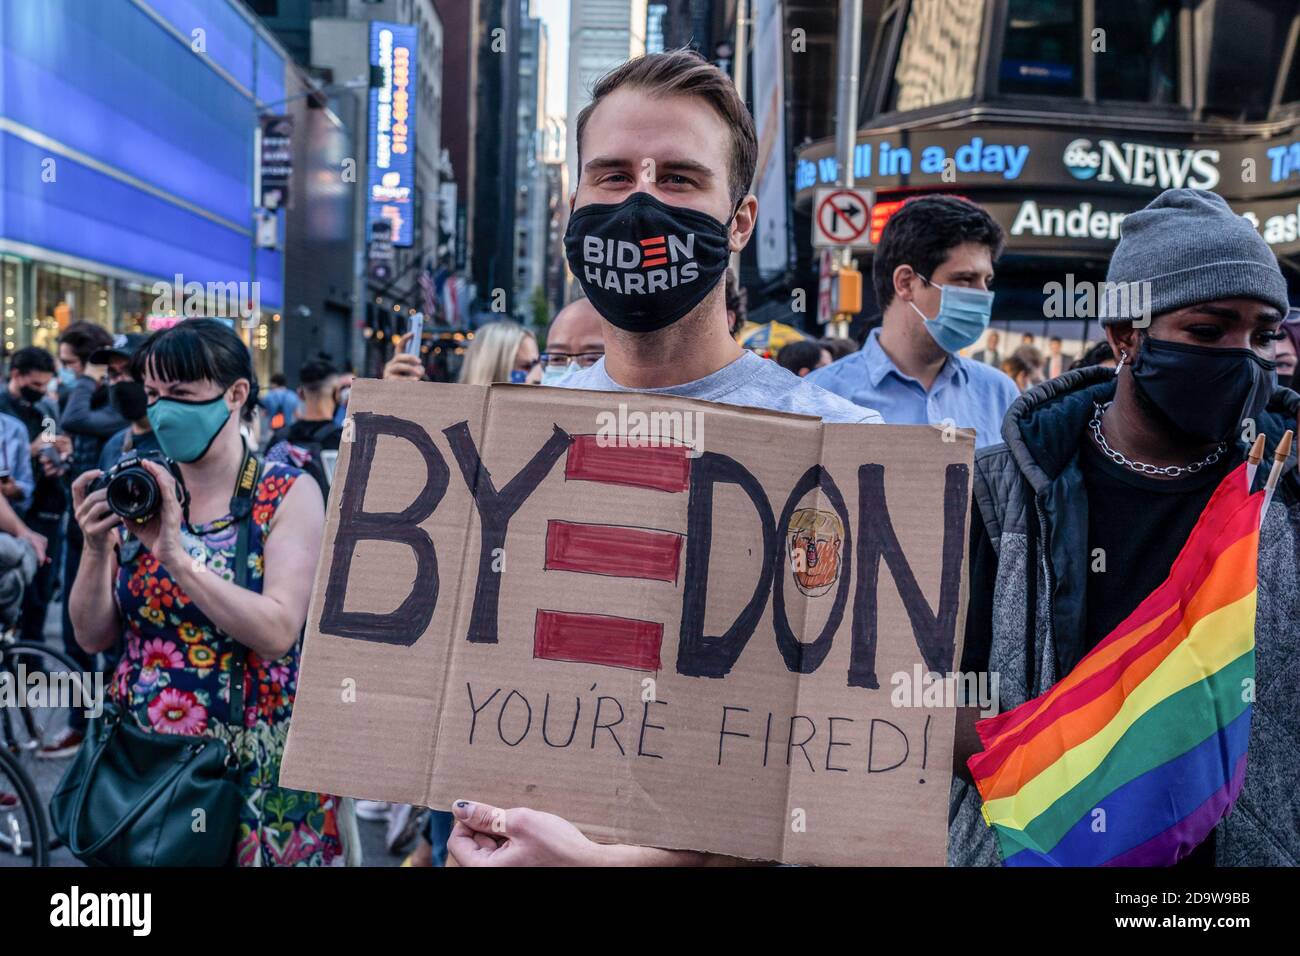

{"left": 968, "top": 463, "right": 1264, "bottom": 866}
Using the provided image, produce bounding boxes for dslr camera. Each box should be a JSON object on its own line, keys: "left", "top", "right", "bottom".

{"left": 90, "top": 451, "right": 188, "bottom": 524}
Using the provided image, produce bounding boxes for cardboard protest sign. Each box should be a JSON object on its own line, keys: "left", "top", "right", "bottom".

{"left": 280, "top": 379, "right": 975, "bottom": 865}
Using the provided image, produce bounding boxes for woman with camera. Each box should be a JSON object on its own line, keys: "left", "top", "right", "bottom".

{"left": 68, "top": 319, "right": 347, "bottom": 866}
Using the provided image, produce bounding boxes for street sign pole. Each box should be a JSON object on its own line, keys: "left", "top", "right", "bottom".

{"left": 833, "top": 0, "right": 863, "bottom": 337}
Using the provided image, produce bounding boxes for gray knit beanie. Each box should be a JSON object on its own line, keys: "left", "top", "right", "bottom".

{"left": 1100, "top": 188, "right": 1289, "bottom": 324}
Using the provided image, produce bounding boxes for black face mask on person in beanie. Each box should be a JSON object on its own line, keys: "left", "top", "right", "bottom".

{"left": 1130, "top": 335, "right": 1276, "bottom": 445}
{"left": 564, "top": 192, "right": 735, "bottom": 334}
{"left": 110, "top": 380, "right": 149, "bottom": 422}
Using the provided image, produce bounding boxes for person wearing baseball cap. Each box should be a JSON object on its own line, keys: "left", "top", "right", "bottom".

{"left": 952, "top": 188, "right": 1299, "bottom": 867}
{"left": 86, "top": 331, "right": 148, "bottom": 367}
{"left": 95, "top": 333, "right": 160, "bottom": 474}
{"left": 45, "top": 331, "right": 146, "bottom": 757}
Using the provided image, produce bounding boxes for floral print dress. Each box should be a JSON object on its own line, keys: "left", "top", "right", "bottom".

{"left": 110, "top": 462, "right": 345, "bottom": 866}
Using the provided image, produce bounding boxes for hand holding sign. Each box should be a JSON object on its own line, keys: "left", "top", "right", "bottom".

{"left": 447, "top": 799, "right": 604, "bottom": 866}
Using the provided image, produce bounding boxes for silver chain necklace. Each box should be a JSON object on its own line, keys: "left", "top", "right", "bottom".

{"left": 1089, "top": 402, "right": 1226, "bottom": 477}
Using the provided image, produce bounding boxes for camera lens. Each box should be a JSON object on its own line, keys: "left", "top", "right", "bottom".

{"left": 106, "top": 467, "right": 160, "bottom": 521}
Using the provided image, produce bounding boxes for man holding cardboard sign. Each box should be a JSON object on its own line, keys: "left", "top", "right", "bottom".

{"left": 452, "top": 49, "right": 882, "bottom": 865}
{"left": 281, "top": 51, "right": 975, "bottom": 867}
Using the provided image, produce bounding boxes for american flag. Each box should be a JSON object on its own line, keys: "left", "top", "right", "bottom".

{"left": 418, "top": 267, "right": 437, "bottom": 321}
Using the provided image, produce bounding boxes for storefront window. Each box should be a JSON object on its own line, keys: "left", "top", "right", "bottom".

{"left": 114, "top": 279, "right": 157, "bottom": 334}
{"left": 243, "top": 314, "right": 282, "bottom": 387}
{"left": 1, "top": 258, "right": 22, "bottom": 359}
{"left": 1000, "top": 0, "right": 1082, "bottom": 97}
{"left": 888, "top": 0, "right": 986, "bottom": 112}
{"left": 1095, "top": 0, "right": 1179, "bottom": 104}
{"left": 998, "top": 0, "right": 1182, "bottom": 104}
{"left": 33, "top": 264, "right": 110, "bottom": 353}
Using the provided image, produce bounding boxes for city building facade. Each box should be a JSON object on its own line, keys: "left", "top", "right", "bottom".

{"left": 788, "top": 0, "right": 1300, "bottom": 353}
{"left": 0, "top": 0, "right": 291, "bottom": 378}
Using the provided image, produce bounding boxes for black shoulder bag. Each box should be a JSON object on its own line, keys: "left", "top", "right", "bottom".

{"left": 51, "top": 451, "right": 263, "bottom": 866}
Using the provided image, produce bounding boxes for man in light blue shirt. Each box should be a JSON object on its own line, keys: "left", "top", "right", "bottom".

{"left": 0, "top": 411, "right": 35, "bottom": 514}
{"left": 807, "top": 196, "right": 1020, "bottom": 448}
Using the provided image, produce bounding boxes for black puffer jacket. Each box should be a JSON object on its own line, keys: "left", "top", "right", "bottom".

{"left": 950, "top": 366, "right": 1300, "bottom": 866}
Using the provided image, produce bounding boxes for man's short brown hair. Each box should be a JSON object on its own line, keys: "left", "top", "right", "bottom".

{"left": 574, "top": 49, "right": 757, "bottom": 208}
{"left": 57, "top": 320, "right": 114, "bottom": 364}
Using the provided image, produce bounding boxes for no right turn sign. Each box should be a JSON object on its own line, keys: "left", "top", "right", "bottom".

{"left": 812, "top": 187, "right": 874, "bottom": 249}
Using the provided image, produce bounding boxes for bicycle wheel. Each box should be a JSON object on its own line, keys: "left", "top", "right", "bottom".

{"left": 0, "top": 747, "right": 49, "bottom": 866}
{"left": 0, "top": 641, "right": 98, "bottom": 760}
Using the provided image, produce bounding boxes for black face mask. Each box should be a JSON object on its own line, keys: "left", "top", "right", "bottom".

{"left": 1130, "top": 336, "right": 1276, "bottom": 445}
{"left": 564, "top": 192, "right": 733, "bottom": 333}
{"left": 110, "top": 381, "right": 149, "bottom": 422}
{"left": 19, "top": 385, "right": 45, "bottom": 404}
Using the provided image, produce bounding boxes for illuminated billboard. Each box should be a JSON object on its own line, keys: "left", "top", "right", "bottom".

{"left": 368, "top": 21, "right": 417, "bottom": 247}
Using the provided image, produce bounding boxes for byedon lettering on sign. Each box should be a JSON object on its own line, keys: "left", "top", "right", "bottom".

{"left": 281, "top": 380, "right": 975, "bottom": 865}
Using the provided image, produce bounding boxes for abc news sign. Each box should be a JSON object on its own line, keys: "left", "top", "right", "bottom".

{"left": 794, "top": 125, "right": 1300, "bottom": 253}
{"left": 795, "top": 125, "right": 1300, "bottom": 201}
{"left": 1061, "top": 137, "right": 1220, "bottom": 190}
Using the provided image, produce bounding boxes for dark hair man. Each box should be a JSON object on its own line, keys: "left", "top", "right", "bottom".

{"left": 57, "top": 322, "right": 126, "bottom": 479}
{"left": 0, "top": 347, "right": 58, "bottom": 643}
{"left": 970, "top": 329, "right": 1002, "bottom": 367}
{"left": 265, "top": 357, "right": 342, "bottom": 498}
{"left": 540, "top": 297, "right": 605, "bottom": 385}
{"left": 1045, "top": 335, "right": 1073, "bottom": 378}
{"left": 806, "top": 196, "right": 1019, "bottom": 448}
{"left": 259, "top": 370, "right": 301, "bottom": 439}
{"left": 50, "top": 323, "right": 130, "bottom": 756}
{"left": 777, "top": 339, "right": 831, "bottom": 377}
{"left": 1071, "top": 340, "right": 1117, "bottom": 370}
{"left": 446, "top": 49, "right": 881, "bottom": 867}
{"left": 820, "top": 336, "right": 858, "bottom": 361}
{"left": 952, "top": 188, "right": 1300, "bottom": 867}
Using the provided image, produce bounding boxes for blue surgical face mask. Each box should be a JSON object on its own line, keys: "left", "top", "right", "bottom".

{"left": 907, "top": 275, "right": 995, "bottom": 354}
{"left": 58, "top": 368, "right": 77, "bottom": 387}
{"left": 541, "top": 361, "right": 579, "bottom": 386}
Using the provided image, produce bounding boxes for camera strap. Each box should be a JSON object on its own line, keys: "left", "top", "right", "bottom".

{"left": 225, "top": 450, "right": 262, "bottom": 760}
{"left": 182, "top": 442, "right": 256, "bottom": 537}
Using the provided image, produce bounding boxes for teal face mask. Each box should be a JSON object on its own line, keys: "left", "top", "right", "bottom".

{"left": 908, "top": 275, "right": 995, "bottom": 354}
{"left": 146, "top": 394, "right": 232, "bottom": 463}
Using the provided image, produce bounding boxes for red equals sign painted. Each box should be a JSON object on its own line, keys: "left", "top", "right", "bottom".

{"left": 640, "top": 235, "right": 668, "bottom": 268}
{"left": 535, "top": 436, "right": 692, "bottom": 672}
{"left": 544, "top": 520, "right": 683, "bottom": 583}
{"left": 565, "top": 434, "right": 691, "bottom": 493}
{"left": 535, "top": 610, "right": 665, "bottom": 672}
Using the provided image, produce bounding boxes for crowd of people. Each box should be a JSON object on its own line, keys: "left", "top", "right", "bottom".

{"left": 0, "top": 321, "right": 359, "bottom": 865}
{"left": 1, "top": 48, "right": 1296, "bottom": 869}
{"left": 369, "top": 49, "right": 1300, "bottom": 870}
